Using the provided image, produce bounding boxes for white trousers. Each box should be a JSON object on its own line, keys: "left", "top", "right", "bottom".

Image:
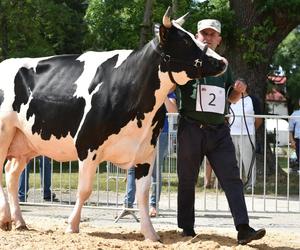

{"left": 231, "top": 134, "right": 256, "bottom": 187}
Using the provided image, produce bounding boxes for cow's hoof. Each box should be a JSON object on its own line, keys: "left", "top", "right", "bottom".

{"left": 145, "top": 237, "right": 161, "bottom": 242}
{"left": 143, "top": 234, "right": 160, "bottom": 242}
{"left": 0, "top": 221, "right": 12, "bottom": 231}
{"left": 15, "top": 224, "right": 28, "bottom": 231}
{"left": 65, "top": 225, "right": 79, "bottom": 233}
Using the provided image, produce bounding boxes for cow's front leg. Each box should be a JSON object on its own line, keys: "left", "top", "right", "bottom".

{"left": 136, "top": 160, "right": 160, "bottom": 241}
{"left": 66, "top": 160, "right": 97, "bottom": 233}
{"left": 0, "top": 188, "right": 11, "bottom": 230}
{"left": 0, "top": 160, "right": 11, "bottom": 231}
{"left": 5, "top": 158, "right": 27, "bottom": 230}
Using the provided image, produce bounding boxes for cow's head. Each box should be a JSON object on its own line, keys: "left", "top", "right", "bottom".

{"left": 157, "top": 7, "right": 228, "bottom": 85}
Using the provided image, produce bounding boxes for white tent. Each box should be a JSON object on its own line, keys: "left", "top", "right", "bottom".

{"left": 266, "top": 119, "right": 289, "bottom": 146}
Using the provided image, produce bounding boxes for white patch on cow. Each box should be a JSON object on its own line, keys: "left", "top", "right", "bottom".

{"left": 99, "top": 116, "right": 157, "bottom": 168}
{"left": 73, "top": 51, "right": 132, "bottom": 98}
{"left": 73, "top": 82, "right": 103, "bottom": 141}
{"left": 72, "top": 51, "right": 132, "bottom": 146}
{"left": 158, "top": 67, "right": 192, "bottom": 86}
{"left": 113, "top": 51, "right": 133, "bottom": 68}
{"left": 21, "top": 56, "right": 55, "bottom": 72}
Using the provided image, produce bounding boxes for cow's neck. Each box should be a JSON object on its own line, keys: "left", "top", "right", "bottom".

{"left": 122, "top": 39, "right": 174, "bottom": 114}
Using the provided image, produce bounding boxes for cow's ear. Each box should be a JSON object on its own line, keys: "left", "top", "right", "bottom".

{"left": 159, "top": 25, "right": 168, "bottom": 45}
{"left": 153, "top": 23, "right": 160, "bottom": 37}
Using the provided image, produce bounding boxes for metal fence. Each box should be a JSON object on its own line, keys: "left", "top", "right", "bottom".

{"left": 12, "top": 113, "right": 300, "bottom": 215}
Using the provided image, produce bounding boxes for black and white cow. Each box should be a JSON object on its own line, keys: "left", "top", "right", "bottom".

{"left": 0, "top": 8, "right": 227, "bottom": 241}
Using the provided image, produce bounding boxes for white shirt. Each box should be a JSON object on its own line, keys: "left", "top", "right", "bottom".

{"left": 229, "top": 95, "right": 255, "bottom": 135}
{"left": 289, "top": 109, "right": 300, "bottom": 139}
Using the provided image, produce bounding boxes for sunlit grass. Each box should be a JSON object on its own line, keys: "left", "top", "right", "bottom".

{"left": 1, "top": 158, "right": 299, "bottom": 196}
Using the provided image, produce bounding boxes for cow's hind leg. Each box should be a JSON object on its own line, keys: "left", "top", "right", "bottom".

{"left": 66, "top": 160, "right": 97, "bottom": 233}
{"left": 0, "top": 124, "right": 16, "bottom": 231}
{"left": 136, "top": 156, "right": 160, "bottom": 241}
{"left": 5, "top": 158, "right": 27, "bottom": 230}
{"left": 0, "top": 159, "right": 11, "bottom": 231}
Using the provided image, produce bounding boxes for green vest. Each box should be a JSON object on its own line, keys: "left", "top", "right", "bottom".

{"left": 177, "top": 68, "right": 234, "bottom": 125}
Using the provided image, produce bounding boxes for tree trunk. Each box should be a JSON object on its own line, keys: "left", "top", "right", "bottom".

{"left": 139, "top": 0, "right": 154, "bottom": 48}
{"left": 0, "top": 8, "right": 9, "bottom": 59}
{"left": 172, "top": 0, "right": 178, "bottom": 18}
{"left": 227, "top": 0, "right": 300, "bottom": 176}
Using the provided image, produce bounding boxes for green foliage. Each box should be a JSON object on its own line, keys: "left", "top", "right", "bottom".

{"left": 273, "top": 28, "right": 300, "bottom": 109}
{"left": 85, "top": 1, "right": 195, "bottom": 50}
{"left": 185, "top": 0, "right": 234, "bottom": 39}
{"left": 239, "top": 18, "right": 277, "bottom": 65}
{"left": 85, "top": 0, "right": 145, "bottom": 50}
{"left": 37, "top": 1, "right": 88, "bottom": 54}
{"left": 0, "top": 0, "right": 88, "bottom": 59}
{"left": 255, "top": 0, "right": 300, "bottom": 19}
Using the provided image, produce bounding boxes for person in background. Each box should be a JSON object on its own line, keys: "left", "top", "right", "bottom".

{"left": 289, "top": 97, "right": 300, "bottom": 165}
{"left": 18, "top": 156, "right": 57, "bottom": 202}
{"left": 123, "top": 93, "right": 177, "bottom": 217}
{"left": 204, "top": 159, "right": 217, "bottom": 189}
{"left": 229, "top": 80, "right": 263, "bottom": 190}
{"left": 176, "top": 18, "right": 266, "bottom": 245}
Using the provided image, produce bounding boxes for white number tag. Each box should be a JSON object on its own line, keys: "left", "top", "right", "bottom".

{"left": 196, "top": 85, "right": 225, "bottom": 114}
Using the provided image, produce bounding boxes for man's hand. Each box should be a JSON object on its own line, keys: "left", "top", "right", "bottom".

{"left": 290, "top": 140, "right": 296, "bottom": 149}
{"left": 233, "top": 79, "right": 247, "bottom": 94}
{"left": 228, "top": 79, "right": 247, "bottom": 104}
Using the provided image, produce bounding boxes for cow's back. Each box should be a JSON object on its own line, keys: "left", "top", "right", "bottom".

{"left": 15, "top": 55, "right": 87, "bottom": 140}
{"left": 0, "top": 50, "right": 165, "bottom": 164}
{"left": 0, "top": 55, "right": 88, "bottom": 161}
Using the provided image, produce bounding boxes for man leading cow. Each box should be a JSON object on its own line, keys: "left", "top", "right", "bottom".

{"left": 176, "top": 18, "right": 266, "bottom": 245}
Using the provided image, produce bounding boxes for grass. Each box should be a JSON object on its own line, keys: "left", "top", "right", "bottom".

{"left": 1, "top": 158, "right": 299, "bottom": 196}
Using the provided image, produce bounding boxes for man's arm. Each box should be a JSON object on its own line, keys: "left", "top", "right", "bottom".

{"left": 164, "top": 96, "right": 177, "bottom": 113}
{"left": 251, "top": 95, "right": 263, "bottom": 130}
{"left": 227, "top": 79, "right": 247, "bottom": 104}
{"left": 289, "top": 117, "right": 296, "bottom": 148}
{"left": 289, "top": 131, "right": 296, "bottom": 148}
{"left": 255, "top": 118, "right": 263, "bottom": 129}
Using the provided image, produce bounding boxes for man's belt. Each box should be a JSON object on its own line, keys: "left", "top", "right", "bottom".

{"left": 182, "top": 116, "right": 225, "bottom": 130}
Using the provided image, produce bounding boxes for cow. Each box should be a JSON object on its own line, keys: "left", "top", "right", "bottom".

{"left": 0, "top": 7, "right": 227, "bottom": 241}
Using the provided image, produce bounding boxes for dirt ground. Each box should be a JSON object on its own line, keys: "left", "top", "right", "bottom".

{"left": 1, "top": 223, "right": 299, "bottom": 250}
{"left": 0, "top": 205, "right": 299, "bottom": 250}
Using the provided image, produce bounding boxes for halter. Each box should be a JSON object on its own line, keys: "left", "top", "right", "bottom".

{"left": 151, "top": 39, "right": 208, "bottom": 85}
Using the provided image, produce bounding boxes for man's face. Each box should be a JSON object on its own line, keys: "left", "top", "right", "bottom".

{"left": 196, "top": 28, "right": 222, "bottom": 50}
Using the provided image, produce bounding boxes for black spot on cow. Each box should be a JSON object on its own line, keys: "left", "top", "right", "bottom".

{"left": 92, "top": 154, "right": 97, "bottom": 161}
{"left": 88, "top": 55, "right": 119, "bottom": 94}
{"left": 13, "top": 55, "right": 86, "bottom": 140}
{"left": 76, "top": 46, "right": 162, "bottom": 160}
{"left": 27, "top": 97, "right": 86, "bottom": 140}
{"left": 151, "top": 105, "right": 166, "bottom": 146}
{"left": 136, "top": 111, "right": 145, "bottom": 128}
{"left": 135, "top": 163, "right": 150, "bottom": 179}
{"left": 0, "top": 89, "right": 4, "bottom": 107}
{"left": 13, "top": 67, "right": 35, "bottom": 112}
